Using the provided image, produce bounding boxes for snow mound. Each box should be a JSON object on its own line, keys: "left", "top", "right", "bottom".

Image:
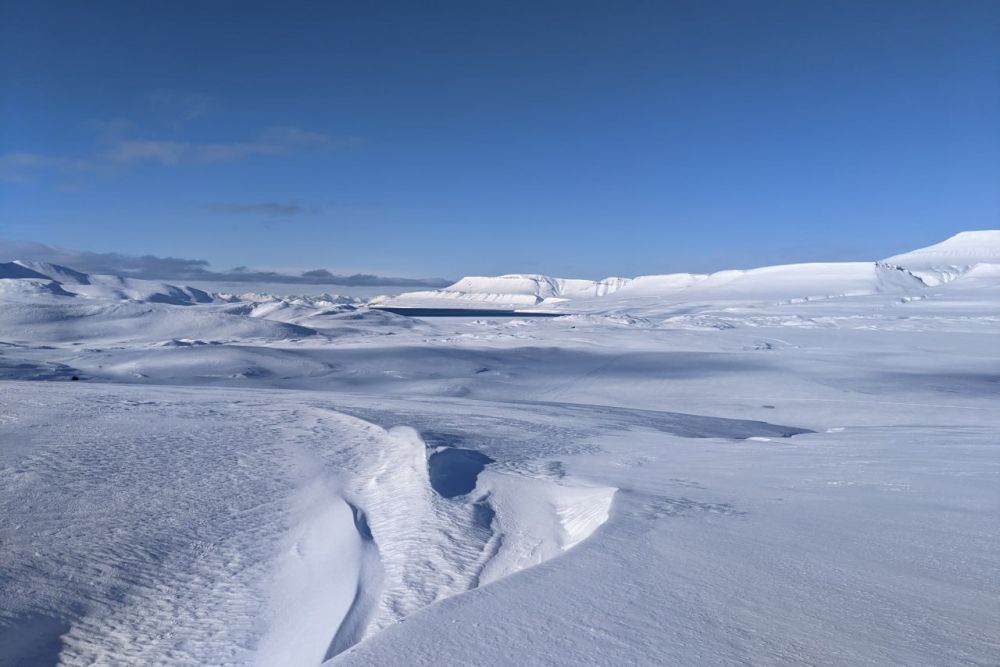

{"left": 87, "top": 345, "right": 331, "bottom": 382}
{"left": 476, "top": 470, "right": 616, "bottom": 584}
{"left": 882, "top": 230, "right": 1000, "bottom": 285}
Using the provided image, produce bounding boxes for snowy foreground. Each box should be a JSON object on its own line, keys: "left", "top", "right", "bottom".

{"left": 1, "top": 232, "right": 999, "bottom": 666}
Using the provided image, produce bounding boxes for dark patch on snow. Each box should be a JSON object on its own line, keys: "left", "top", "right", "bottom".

{"left": 428, "top": 448, "right": 495, "bottom": 498}
{"left": 527, "top": 401, "right": 814, "bottom": 439}
{"left": 640, "top": 494, "right": 746, "bottom": 519}
{"left": 421, "top": 431, "right": 466, "bottom": 448}
{"left": 0, "top": 262, "right": 51, "bottom": 280}
{"left": 471, "top": 498, "right": 496, "bottom": 532}
{"left": 349, "top": 501, "right": 373, "bottom": 541}
{"left": 324, "top": 501, "right": 381, "bottom": 661}
{"left": 372, "top": 306, "right": 562, "bottom": 318}
{"left": 0, "top": 612, "right": 72, "bottom": 667}
{"left": 0, "top": 358, "right": 81, "bottom": 381}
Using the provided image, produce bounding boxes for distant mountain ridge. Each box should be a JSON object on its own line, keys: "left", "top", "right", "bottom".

{"left": 1, "top": 260, "right": 213, "bottom": 305}
{"left": 4, "top": 231, "right": 999, "bottom": 311}
{"left": 375, "top": 231, "right": 1000, "bottom": 310}
{"left": 0, "top": 239, "right": 452, "bottom": 288}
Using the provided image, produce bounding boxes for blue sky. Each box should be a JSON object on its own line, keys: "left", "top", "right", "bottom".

{"left": 2, "top": 1, "right": 998, "bottom": 280}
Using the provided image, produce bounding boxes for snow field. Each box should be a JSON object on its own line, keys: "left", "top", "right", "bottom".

{"left": 2, "top": 231, "right": 999, "bottom": 665}
{"left": 0, "top": 386, "right": 618, "bottom": 665}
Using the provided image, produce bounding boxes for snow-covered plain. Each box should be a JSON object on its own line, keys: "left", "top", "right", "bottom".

{"left": 1, "top": 232, "right": 998, "bottom": 666}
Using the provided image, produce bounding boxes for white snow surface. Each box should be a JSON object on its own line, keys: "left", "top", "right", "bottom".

{"left": 881, "top": 230, "right": 1000, "bottom": 286}
{"left": 1, "top": 231, "right": 999, "bottom": 666}
{"left": 378, "top": 231, "right": 1000, "bottom": 312}
{"left": 1, "top": 260, "right": 214, "bottom": 305}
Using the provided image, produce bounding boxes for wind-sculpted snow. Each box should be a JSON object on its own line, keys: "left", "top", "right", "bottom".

{"left": 297, "top": 419, "right": 615, "bottom": 655}
{"left": 0, "top": 386, "right": 616, "bottom": 665}
{"left": 2, "top": 232, "right": 999, "bottom": 666}
{"left": 882, "top": 230, "right": 1000, "bottom": 285}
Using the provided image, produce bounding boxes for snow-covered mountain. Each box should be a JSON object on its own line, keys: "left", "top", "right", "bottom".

{"left": 7, "top": 231, "right": 998, "bottom": 314}
{"left": 1, "top": 260, "right": 214, "bottom": 305}
{"left": 0, "top": 260, "right": 328, "bottom": 346}
{"left": 375, "top": 231, "right": 1000, "bottom": 311}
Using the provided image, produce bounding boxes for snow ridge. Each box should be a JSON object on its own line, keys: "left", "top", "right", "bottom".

{"left": 338, "top": 425, "right": 615, "bottom": 646}
{"left": 1, "top": 260, "right": 213, "bottom": 305}
{"left": 881, "top": 230, "right": 1000, "bottom": 286}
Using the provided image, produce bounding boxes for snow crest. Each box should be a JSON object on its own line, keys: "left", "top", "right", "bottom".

{"left": 881, "top": 230, "right": 1000, "bottom": 285}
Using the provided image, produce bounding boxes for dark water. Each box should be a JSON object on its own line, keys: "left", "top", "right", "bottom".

{"left": 372, "top": 307, "right": 562, "bottom": 317}
{"left": 427, "top": 448, "right": 495, "bottom": 498}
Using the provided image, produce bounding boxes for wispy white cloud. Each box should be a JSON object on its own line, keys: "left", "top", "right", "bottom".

{"left": 104, "top": 140, "right": 188, "bottom": 165}
{"left": 0, "top": 152, "right": 95, "bottom": 184}
{"left": 260, "top": 126, "right": 362, "bottom": 149}
{"left": 105, "top": 139, "right": 285, "bottom": 165}
{"left": 146, "top": 91, "right": 217, "bottom": 122}
{"left": 85, "top": 117, "right": 136, "bottom": 141}
{"left": 104, "top": 127, "right": 359, "bottom": 165}
{"left": 2, "top": 124, "right": 360, "bottom": 183}
{"left": 205, "top": 201, "right": 311, "bottom": 217}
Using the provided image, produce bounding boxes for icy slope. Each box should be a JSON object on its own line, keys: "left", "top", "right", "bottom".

{"left": 0, "top": 262, "right": 55, "bottom": 280}
{"left": 882, "top": 230, "right": 1000, "bottom": 285}
{"left": 8, "top": 260, "right": 91, "bottom": 284}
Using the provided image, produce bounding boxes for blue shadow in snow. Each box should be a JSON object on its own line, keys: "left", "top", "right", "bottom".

{"left": 428, "top": 448, "right": 495, "bottom": 498}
